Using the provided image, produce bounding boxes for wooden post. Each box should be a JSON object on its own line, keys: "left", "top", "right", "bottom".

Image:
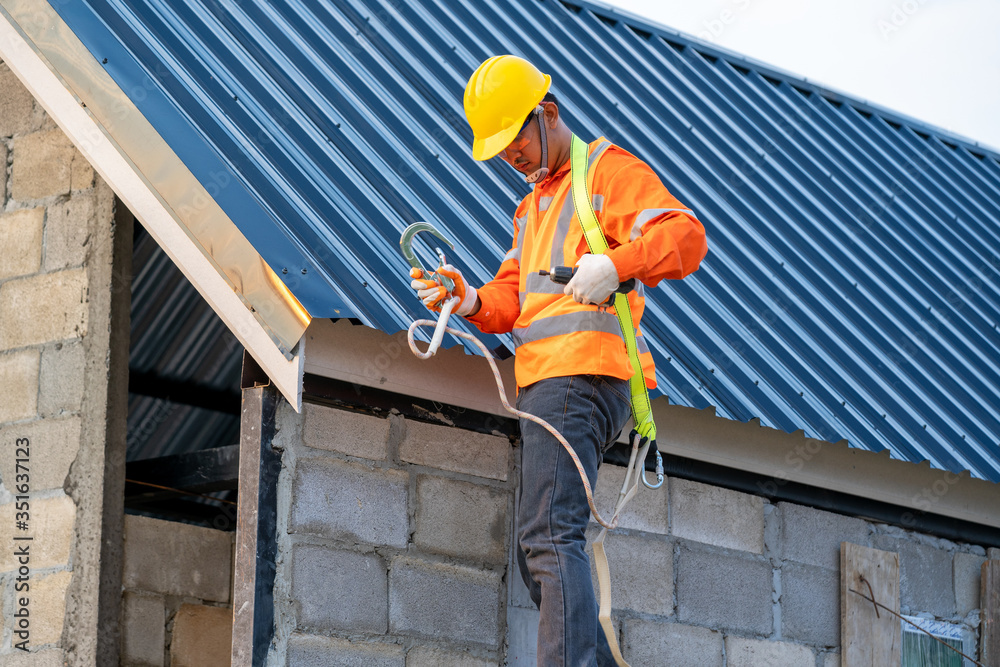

{"left": 841, "top": 542, "right": 901, "bottom": 667}
{"left": 983, "top": 560, "right": 1000, "bottom": 666}
{"left": 231, "top": 353, "right": 281, "bottom": 667}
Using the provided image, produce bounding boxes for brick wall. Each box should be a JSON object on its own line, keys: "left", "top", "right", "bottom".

{"left": 267, "top": 401, "right": 514, "bottom": 666}
{"left": 120, "top": 515, "right": 234, "bottom": 667}
{"left": 0, "top": 60, "right": 129, "bottom": 665}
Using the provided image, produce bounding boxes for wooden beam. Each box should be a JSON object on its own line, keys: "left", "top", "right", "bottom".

{"left": 841, "top": 542, "right": 901, "bottom": 667}
{"left": 983, "top": 560, "right": 1000, "bottom": 665}
{"left": 231, "top": 381, "right": 280, "bottom": 667}
{"left": 125, "top": 444, "right": 240, "bottom": 496}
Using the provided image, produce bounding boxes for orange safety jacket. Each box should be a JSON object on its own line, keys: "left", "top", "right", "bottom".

{"left": 467, "top": 137, "right": 708, "bottom": 390}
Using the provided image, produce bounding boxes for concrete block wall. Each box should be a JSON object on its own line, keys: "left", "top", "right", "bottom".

{"left": 268, "top": 401, "right": 514, "bottom": 666}
{"left": 528, "top": 469, "right": 990, "bottom": 667}
{"left": 120, "top": 514, "right": 235, "bottom": 666}
{"left": 0, "top": 60, "right": 129, "bottom": 666}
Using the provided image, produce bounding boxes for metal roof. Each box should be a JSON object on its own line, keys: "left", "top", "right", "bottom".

{"left": 47, "top": 0, "right": 1000, "bottom": 481}
{"left": 127, "top": 219, "right": 242, "bottom": 462}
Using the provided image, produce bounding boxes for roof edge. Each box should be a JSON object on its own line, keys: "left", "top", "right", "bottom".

{"left": 0, "top": 1, "right": 306, "bottom": 410}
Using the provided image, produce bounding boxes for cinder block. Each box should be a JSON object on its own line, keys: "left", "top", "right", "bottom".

{"left": 0, "top": 207, "right": 44, "bottom": 280}
{"left": 71, "top": 152, "right": 94, "bottom": 190}
{"left": 725, "top": 636, "right": 814, "bottom": 666}
{"left": 289, "top": 457, "right": 408, "bottom": 548}
{"left": 121, "top": 591, "right": 165, "bottom": 667}
{"left": 506, "top": 605, "right": 539, "bottom": 665}
{"left": 414, "top": 474, "right": 507, "bottom": 564}
{"left": 0, "top": 417, "right": 80, "bottom": 491}
{"left": 780, "top": 561, "right": 839, "bottom": 647}
{"left": 590, "top": 463, "right": 669, "bottom": 535}
{"left": 779, "top": 502, "right": 870, "bottom": 569}
{"left": 675, "top": 545, "right": 772, "bottom": 634}
{"left": 0, "top": 63, "right": 37, "bottom": 137}
{"left": 988, "top": 547, "right": 1000, "bottom": 560}
{"left": 405, "top": 646, "right": 497, "bottom": 667}
{"left": 0, "top": 649, "right": 65, "bottom": 667}
{"left": 0, "top": 141, "right": 7, "bottom": 203}
{"left": 302, "top": 403, "right": 389, "bottom": 460}
{"left": 587, "top": 532, "right": 673, "bottom": 617}
{"left": 286, "top": 633, "right": 404, "bottom": 667}
{"left": 0, "top": 348, "right": 39, "bottom": 423}
{"left": 0, "top": 268, "right": 89, "bottom": 349}
{"left": 123, "top": 514, "right": 232, "bottom": 602}
{"left": 44, "top": 194, "right": 94, "bottom": 271}
{"left": 670, "top": 477, "right": 764, "bottom": 554}
{"left": 32, "top": 569, "right": 72, "bottom": 645}
{"left": 954, "top": 551, "right": 985, "bottom": 614}
{"left": 37, "top": 341, "right": 85, "bottom": 415}
{"left": 822, "top": 653, "right": 841, "bottom": 667}
{"left": 389, "top": 556, "right": 502, "bottom": 647}
{"left": 169, "top": 603, "right": 232, "bottom": 667}
{"left": 0, "top": 494, "right": 75, "bottom": 571}
{"left": 622, "top": 620, "right": 723, "bottom": 667}
{"left": 291, "top": 544, "right": 387, "bottom": 634}
{"left": 399, "top": 418, "right": 509, "bottom": 481}
{"left": 11, "top": 130, "right": 79, "bottom": 201}
{"left": 873, "top": 534, "right": 954, "bottom": 616}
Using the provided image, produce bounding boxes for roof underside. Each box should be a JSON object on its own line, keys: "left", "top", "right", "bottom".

{"left": 45, "top": 0, "right": 1000, "bottom": 481}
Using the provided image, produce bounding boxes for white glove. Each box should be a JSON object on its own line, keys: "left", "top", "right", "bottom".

{"left": 564, "top": 253, "right": 619, "bottom": 305}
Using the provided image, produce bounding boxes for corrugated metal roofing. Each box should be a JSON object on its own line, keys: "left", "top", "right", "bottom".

{"left": 47, "top": 0, "right": 1000, "bottom": 481}
{"left": 127, "top": 220, "right": 242, "bottom": 461}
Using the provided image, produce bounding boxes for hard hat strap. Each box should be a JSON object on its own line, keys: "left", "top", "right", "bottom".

{"left": 523, "top": 105, "right": 550, "bottom": 184}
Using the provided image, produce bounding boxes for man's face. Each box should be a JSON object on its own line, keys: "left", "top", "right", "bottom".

{"left": 500, "top": 107, "right": 545, "bottom": 176}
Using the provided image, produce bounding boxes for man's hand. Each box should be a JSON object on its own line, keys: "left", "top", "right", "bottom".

{"left": 564, "top": 254, "right": 619, "bottom": 305}
{"left": 409, "top": 265, "right": 479, "bottom": 316}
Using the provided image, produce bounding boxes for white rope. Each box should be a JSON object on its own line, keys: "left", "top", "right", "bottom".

{"left": 406, "top": 310, "right": 648, "bottom": 531}
{"left": 408, "top": 311, "right": 650, "bottom": 666}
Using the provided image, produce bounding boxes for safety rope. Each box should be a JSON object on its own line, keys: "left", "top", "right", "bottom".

{"left": 407, "top": 310, "right": 651, "bottom": 532}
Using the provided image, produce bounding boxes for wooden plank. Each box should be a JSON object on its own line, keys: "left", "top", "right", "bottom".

{"left": 983, "top": 560, "right": 1000, "bottom": 666}
{"left": 231, "top": 380, "right": 280, "bottom": 667}
{"left": 841, "top": 542, "right": 901, "bottom": 667}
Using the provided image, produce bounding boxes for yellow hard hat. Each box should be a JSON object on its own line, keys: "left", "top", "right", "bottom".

{"left": 463, "top": 55, "right": 551, "bottom": 161}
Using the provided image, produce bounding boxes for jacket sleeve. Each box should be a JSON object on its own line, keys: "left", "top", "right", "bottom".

{"left": 465, "top": 204, "right": 525, "bottom": 334}
{"left": 599, "top": 153, "right": 708, "bottom": 286}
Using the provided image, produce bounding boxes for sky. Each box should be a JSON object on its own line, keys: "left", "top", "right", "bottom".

{"left": 595, "top": 0, "right": 1000, "bottom": 155}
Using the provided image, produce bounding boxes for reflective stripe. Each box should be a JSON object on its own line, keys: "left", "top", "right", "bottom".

{"left": 505, "top": 213, "right": 526, "bottom": 262}
{"left": 629, "top": 208, "right": 695, "bottom": 241}
{"left": 538, "top": 196, "right": 554, "bottom": 212}
{"left": 519, "top": 271, "right": 565, "bottom": 307}
{"left": 547, "top": 195, "right": 603, "bottom": 270}
{"left": 635, "top": 332, "right": 649, "bottom": 355}
{"left": 512, "top": 311, "right": 623, "bottom": 348}
{"left": 548, "top": 192, "right": 576, "bottom": 269}
{"left": 588, "top": 140, "right": 612, "bottom": 170}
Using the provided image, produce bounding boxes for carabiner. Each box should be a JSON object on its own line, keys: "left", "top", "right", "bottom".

{"left": 400, "top": 222, "right": 455, "bottom": 292}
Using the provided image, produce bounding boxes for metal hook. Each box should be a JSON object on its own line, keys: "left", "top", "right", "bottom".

{"left": 400, "top": 222, "right": 455, "bottom": 292}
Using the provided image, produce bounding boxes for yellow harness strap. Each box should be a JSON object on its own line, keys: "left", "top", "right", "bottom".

{"left": 569, "top": 133, "right": 661, "bottom": 667}
{"left": 569, "top": 134, "right": 656, "bottom": 442}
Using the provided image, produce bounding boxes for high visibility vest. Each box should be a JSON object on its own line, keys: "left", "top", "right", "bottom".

{"left": 510, "top": 138, "right": 656, "bottom": 390}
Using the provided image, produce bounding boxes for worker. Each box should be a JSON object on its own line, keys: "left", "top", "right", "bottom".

{"left": 410, "top": 55, "right": 708, "bottom": 666}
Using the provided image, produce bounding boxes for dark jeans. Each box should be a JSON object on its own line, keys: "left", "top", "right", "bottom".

{"left": 515, "top": 374, "right": 632, "bottom": 667}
